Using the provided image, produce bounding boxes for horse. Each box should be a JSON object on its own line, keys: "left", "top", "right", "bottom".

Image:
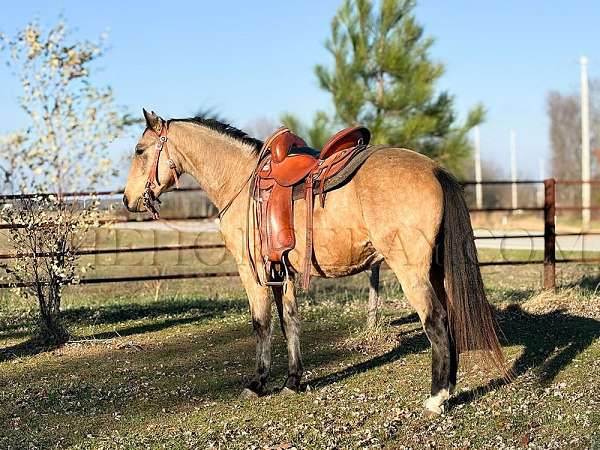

{"left": 123, "top": 109, "right": 506, "bottom": 415}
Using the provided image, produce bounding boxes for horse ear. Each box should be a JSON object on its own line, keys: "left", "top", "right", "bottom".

{"left": 142, "top": 108, "right": 163, "bottom": 133}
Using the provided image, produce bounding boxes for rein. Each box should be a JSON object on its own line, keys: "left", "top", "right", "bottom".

{"left": 143, "top": 121, "right": 180, "bottom": 219}
{"left": 217, "top": 133, "right": 276, "bottom": 219}
{"left": 217, "top": 170, "right": 253, "bottom": 219}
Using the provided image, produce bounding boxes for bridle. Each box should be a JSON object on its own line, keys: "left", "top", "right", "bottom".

{"left": 142, "top": 121, "right": 180, "bottom": 219}
{"left": 139, "top": 119, "right": 258, "bottom": 222}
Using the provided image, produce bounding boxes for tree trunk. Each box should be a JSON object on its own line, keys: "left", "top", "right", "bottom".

{"left": 37, "top": 284, "right": 68, "bottom": 345}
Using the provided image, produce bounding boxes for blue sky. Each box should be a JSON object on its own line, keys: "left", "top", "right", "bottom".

{"left": 0, "top": 1, "right": 597, "bottom": 179}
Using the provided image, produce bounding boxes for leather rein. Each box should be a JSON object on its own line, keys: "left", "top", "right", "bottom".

{"left": 217, "top": 133, "right": 277, "bottom": 219}
{"left": 143, "top": 122, "right": 180, "bottom": 219}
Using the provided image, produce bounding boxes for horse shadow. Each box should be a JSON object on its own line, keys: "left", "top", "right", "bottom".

{"left": 309, "top": 302, "right": 600, "bottom": 408}
{"left": 451, "top": 303, "right": 599, "bottom": 407}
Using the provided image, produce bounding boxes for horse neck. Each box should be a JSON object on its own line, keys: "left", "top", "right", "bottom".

{"left": 170, "top": 122, "right": 258, "bottom": 210}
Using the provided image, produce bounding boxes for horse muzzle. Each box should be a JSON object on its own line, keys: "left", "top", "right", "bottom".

{"left": 123, "top": 194, "right": 145, "bottom": 213}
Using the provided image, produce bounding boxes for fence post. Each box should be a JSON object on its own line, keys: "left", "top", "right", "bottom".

{"left": 543, "top": 179, "right": 556, "bottom": 290}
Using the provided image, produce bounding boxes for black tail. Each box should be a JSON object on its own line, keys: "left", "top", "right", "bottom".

{"left": 435, "top": 167, "right": 507, "bottom": 375}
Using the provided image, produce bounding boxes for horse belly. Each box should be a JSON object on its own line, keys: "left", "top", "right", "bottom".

{"left": 287, "top": 180, "right": 379, "bottom": 278}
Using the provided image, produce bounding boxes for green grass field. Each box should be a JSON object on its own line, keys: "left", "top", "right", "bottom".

{"left": 0, "top": 244, "right": 599, "bottom": 449}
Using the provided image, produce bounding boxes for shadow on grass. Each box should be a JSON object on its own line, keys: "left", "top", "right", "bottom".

{"left": 450, "top": 303, "right": 600, "bottom": 408}
{"left": 564, "top": 273, "right": 600, "bottom": 295}
{"left": 0, "top": 328, "right": 30, "bottom": 340}
{"left": 62, "top": 297, "right": 247, "bottom": 326}
{"left": 309, "top": 304, "right": 600, "bottom": 410}
{"left": 0, "top": 339, "right": 62, "bottom": 362}
{"left": 309, "top": 329, "right": 428, "bottom": 389}
{"left": 0, "top": 296, "right": 247, "bottom": 362}
{"left": 0, "top": 310, "right": 357, "bottom": 448}
{"left": 0, "top": 285, "right": 598, "bottom": 448}
{"left": 0, "top": 316, "right": 203, "bottom": 363}
{"left": 78, "top": 316, "right": 202, "bottom": 340}
{"left": 389, "top": 312, "right": 419, "bottom": 327}
{"left": 0, "top": 296, "right": 247, "bottom": 341}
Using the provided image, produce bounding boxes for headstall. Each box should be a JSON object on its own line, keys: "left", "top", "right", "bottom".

{"left": 143, "top": 121, "right": 180, "bottom": 219}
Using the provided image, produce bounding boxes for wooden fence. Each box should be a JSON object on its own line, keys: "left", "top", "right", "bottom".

{"left": 1, "top": 179, "right": 599, "bottom": 290}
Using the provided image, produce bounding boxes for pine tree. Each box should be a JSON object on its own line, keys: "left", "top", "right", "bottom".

{"left": 280, "top": 111, "right": 333, "bottom": 148}
{"left": 314, "top": 0, "right": 484, "bottom": 174}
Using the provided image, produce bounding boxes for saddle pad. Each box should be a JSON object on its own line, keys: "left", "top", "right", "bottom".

{"left": 291, "top": 145, "right": 388, "bottom": 201}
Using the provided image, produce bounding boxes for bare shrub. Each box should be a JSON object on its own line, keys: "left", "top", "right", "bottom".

{"left": 0, "top": 20, "right": 132, "bottom": 344}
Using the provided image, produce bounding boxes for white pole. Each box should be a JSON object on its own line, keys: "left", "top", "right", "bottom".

{"left": 474, "top": 126, "right": 483, "bottom": 209}
{"left": 580, "top": 55, "right": 591, "bottom": 227}
{"left": 510, "top": 129, "right": 518, "bottom": 210}
{"left": 538, "top": 157, "right": 545, "bottom": 206}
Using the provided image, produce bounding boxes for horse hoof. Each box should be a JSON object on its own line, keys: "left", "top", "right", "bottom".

{"left": 239, "top": 388, "right": 259, "bottom": 400}
{"left": 423, "top": 401, "right": 445, "bottom": 417}
{"left": 423, "top": 389, "right": 449, "bottom": 417}
{"left": 423, "top": 407, "right": 443, "bottom": 418}
{"left": 280, "top": 386, "right": 298, "bottom": 396}
{"left": 423, "top": 400, "right": 446, "bottom": 417}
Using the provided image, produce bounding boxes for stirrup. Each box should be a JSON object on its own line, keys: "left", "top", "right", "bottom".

{"left": 265, "top": 256, "right": 290, "bottom": 287}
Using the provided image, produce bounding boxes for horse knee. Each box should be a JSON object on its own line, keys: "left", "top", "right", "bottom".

{"left": 252, "top": 317, "right": 271, "bottom": 339}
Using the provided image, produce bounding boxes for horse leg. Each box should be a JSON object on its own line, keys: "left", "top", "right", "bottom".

{"left": 238, "top": 268, "right": 272, "bottom": 397}
{"left": 366, "top": 261, "right": 382, "bottom": 329}
{"left": 390, "top": 264, "right": 452, "bottom": 415}
{"left": 430, "top": 261, "right": 458, "bottom": 394}
{"left": 272, "top": 277, "right": 303, "bottom": 392}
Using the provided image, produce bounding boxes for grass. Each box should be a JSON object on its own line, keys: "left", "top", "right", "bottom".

{"left": 0, "top": 247, "right": 599, "bottom": 448}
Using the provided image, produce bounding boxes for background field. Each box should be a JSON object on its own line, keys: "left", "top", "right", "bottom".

{"left": 0, "top": 243, "right": 598, "bottom": 449}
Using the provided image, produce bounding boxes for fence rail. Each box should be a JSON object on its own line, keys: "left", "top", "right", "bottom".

{"left": 0, "top": 179, "right": 598, "bottom": 290}
{"left": 0, "top": 243, "right": 225, "bottom": 260}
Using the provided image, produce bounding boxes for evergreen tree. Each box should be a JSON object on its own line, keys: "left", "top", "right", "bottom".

{"left": 314, "top": 0, "right": 483, "bottom": 174}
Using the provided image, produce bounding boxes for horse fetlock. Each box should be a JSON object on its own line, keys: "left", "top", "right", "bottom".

{"left": 283, "top": 374, "right": 302, "bottom": 392}
{"left": 423, "top": 388, "right": 450, "bottom": 415}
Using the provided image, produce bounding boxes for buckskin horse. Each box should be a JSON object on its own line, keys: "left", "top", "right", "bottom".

{"left": 123, "top": 110, "right": 506, "bottom": 415}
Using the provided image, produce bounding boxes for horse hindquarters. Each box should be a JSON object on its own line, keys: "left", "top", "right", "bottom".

{"left": 353, "top": 150, "right": 454, "bottom": 414}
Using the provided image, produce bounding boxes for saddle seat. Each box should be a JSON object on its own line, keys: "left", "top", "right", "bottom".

{"left": 251, "top": 126, "right": 371, "bottom": 289}
{"left": 266, "top": 126, "right": 370, "bottom": 186}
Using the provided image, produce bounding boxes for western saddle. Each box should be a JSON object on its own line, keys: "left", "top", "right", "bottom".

{"left": 250, "top": 126, "right": 371, "bottom": 289}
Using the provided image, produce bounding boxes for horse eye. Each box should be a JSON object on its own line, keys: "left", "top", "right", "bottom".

{"left": 135, "top": 145, "right": 145, "bottom": 155}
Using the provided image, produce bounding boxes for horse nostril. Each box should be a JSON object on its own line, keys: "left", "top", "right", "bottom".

{"left": 122, "top": 194, "right": 128, "bottom": 208}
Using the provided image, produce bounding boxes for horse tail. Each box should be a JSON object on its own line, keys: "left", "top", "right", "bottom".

{"left": 435, "top": 167, "right": 507, "bottom": 376}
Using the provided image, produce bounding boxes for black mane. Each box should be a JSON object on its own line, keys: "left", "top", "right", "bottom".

{"left": 170, "top": 116, "right": 263, "bottom": 152}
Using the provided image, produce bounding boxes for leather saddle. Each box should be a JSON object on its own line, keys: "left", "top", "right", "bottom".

{"left": 250, "top": 125, "right": 371, "bottom": 289}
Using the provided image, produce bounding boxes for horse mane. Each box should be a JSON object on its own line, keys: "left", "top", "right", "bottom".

{"left": 169, "top": 115, "right": 263, "bottom": 153}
